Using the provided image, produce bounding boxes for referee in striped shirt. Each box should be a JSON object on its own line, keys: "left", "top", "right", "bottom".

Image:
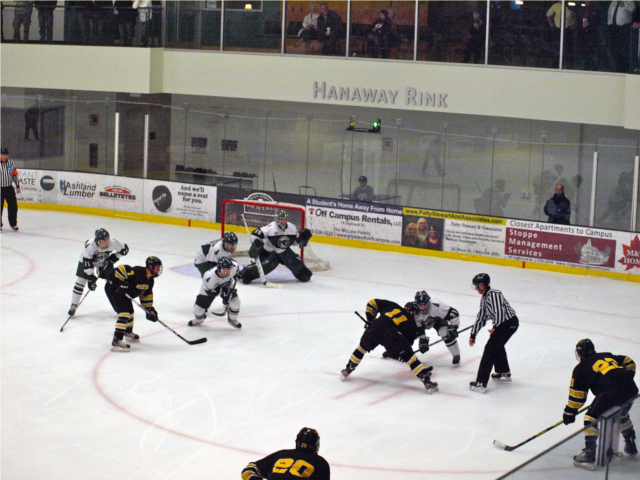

{"left": 469, "top": 273, "right": 519, "bottom": 393}
{"left": 1, "top": 147, "right": 21, "bottom": 232}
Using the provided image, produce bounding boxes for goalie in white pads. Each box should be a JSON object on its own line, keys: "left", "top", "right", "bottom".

{"left": 68, "top": 228, "right": 129, "bottom": 316}
{"left": 190, "top": 257, "right": 242, "bottom": 329}
{"left": 194, "top": 232, "right": 238, "bottom": 277}
{"left": 399, "top": 290, "right": 461, "bottom": 367}
{"left": 239, "top": 210, "right": 313, "bottom": 284}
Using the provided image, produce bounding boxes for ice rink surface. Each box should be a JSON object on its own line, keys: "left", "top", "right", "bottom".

{"left": 2, "top": 209, "right": 639, "bottom": 480}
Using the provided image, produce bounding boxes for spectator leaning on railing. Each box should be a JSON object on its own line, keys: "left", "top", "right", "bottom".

{"left": 607, "top": 0, "right": 637, "bottom": 73}
{"left": 13, "top": 1, "right": 34, "bottom": 42}
{"left": 544, "top": 184, "right": 571, "bottom": 225}
{"left": 34, "top": 1, "right": 56, "bottom": 43}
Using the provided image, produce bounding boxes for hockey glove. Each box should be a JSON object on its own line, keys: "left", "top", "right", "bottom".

{"left": 296, "top": 228, "right": 313, "bottom": 248}
{"left": 248, "top": 239, "right": 263, "bottom": 259}
{"left": 419, "top": 336, "right": 430, "bottom": 354}
{"left": 145, "top": 307, "right": 158, "bottom": 322}
{"left": 221, "top": 287, "right": 237, "bottom": 306}
{"left": 87, "top": 275, "right": 98, "bottom": 291}
{"left": 563, "top": 406, "right": 577, "bottom": 425}
{"left": 119, "top": 244, "right": 129, "bottom": 256}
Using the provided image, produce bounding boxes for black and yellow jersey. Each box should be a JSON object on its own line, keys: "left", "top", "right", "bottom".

{"left": 566, "top": 352, "right": 636, "bottom": 412}
{"left": 241, "top": 448, "right": 330, "bottom": 480}
{"left": 109, "top": 265, "right": 154, "bottom": 308}
{"left": 365, "top": 299, "right": 418, "bottom": 343}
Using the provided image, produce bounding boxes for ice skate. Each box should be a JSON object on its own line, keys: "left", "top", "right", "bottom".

{"left": 124, "top": 331, "right": 140, "bottom": 342}
{"left": 340, "top": 360, "right": 357, "bottom": 381}
{"left": 68, "top": 304, "right": 78, "bottom": 317}
{"left": 469, "top": 381, "right": 487, "bottom": 393}
{"left": 188, "top": 314, "right": 205, "bottom": 327}
{"left": 491, "top": 372, "right": 512, "bottom": 383}
{"left": 624, "top": 435, "right": 638, "bottom": 459}
{"left": 227, "top": 317, "right": 242, "bottom": 329}
{"left": 452, "top": 355, "right": 460, "bottom": 367}
{"left": 111, "top": 338, "right": 131, "bottom": 352}
{"left": 573, "top": 448, "right": 596, "bottom": 470}
{"left": 418, "top": 370, "right": 438, "bottom": 394}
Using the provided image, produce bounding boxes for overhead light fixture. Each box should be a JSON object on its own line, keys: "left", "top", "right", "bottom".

{"left": 245, "top": 3, "right": 252, "bottom": 9}
{"left": 568, "top": 2, "right": 576, "bottom": 6}
{"left": 515, "top": 0, "right": 523, "bottom": 5}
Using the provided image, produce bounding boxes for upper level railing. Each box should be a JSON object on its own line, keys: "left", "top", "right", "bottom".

{"left": 2, "top": 2, "right": 639, "bottom": 75}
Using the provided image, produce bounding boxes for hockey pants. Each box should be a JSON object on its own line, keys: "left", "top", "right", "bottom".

{"left": 241, "top": 248, "right": 312, "bottom": 283}
{"left": 105, "top": 285, "right": 134, "bottom": 341}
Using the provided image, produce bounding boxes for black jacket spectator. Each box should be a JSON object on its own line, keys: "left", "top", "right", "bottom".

{"left": 544, "top": 185, "right": 571, "bottom": 224}
{"left": 316, "top": 5, "right": 343, "bottom": 55}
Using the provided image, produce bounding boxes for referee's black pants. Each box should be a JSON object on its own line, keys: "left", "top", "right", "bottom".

{"left": 476, "top": 317, "right": 519, "bottom": 385}
{"left": 1, "top": 186, "right": 18, "bottom": 228}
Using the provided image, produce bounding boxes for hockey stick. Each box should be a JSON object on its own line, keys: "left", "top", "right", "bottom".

{"left": 60, "top": 289, "right": 91, "bottom": 332}
{"left": 354, "top": 311, "right": 371, "bottom": 327}
{"left": 413, "top": 325, "right": 475, "bottom": 353}
{"left": 241, "top": 214, "right": 282, "bottom": 289}
{"left": 128, "top": 296, "right": 207, "bottom": 345}
{"left": 493, "top": 406, "right": 589, "bottom": 451}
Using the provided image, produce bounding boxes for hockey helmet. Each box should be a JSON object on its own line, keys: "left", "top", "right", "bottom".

{"left": 95, "top": 228, "right": 110, "bottom": 248}
{"left": 404, "top": 301, "right": 419, "bottom": 317}
{"left": 145, "top": 256, "right": 163, "bottom": 277}
{"left": 217, "top": 257, "right": 233, "bottom": 273}
{"left": 415, "top": 290, "right": 431, "bottom": 309}
{"left": 472, "top": 273, "right": 490, "bottom": 289}
{"left": 222, "top": 232, "right": 238, "bottom": 252}
{"left": 575, "top": 339, "right": 595, "bottom": 362}
{"left": 296, "top": 427, "right": 320, "bottom": 453}
{"left": 275, "top": 210, "right": 288, "bottom": 230}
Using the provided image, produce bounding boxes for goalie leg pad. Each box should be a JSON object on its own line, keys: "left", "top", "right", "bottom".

{"left": 240, "top": 264, "right": 260, "bottom": 284}
{"left": 259, "top": 251, "right": 280, "bottom": 275}
{"left": 279, "top": 249, "right": 312, "bottom": 282}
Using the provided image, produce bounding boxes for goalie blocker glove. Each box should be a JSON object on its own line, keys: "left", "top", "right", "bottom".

{"left": 296, "top": 228, "right": 313, "bottom": 247}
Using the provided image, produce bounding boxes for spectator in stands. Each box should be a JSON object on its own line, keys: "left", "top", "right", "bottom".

{"left": 2, "top": 3, "right": 5, "bottom": 41}
{"left": 632, "top": 3, "right": 640, "bottom": 73}
{"left": 387, "top": 8, "right": 398, "bottom": 49}
{"left": 547, "top": 1, "right": 577, "bottom": 68}
{"left": 544, "top": 184, "right": 571, "bottom": 225}
{"left": 426, "top": 225, "right": 443, "bottom": 251}
{"left": 607, "top": 1, "right": 637, "bottom": 73}
{"left": 474, "top": 179, "right": 510, "bottom": 217}
{"left": 133, "top": 0, "right": 151, "bottom": 46}
{"left": 24, "top": 105, "right": 40, "bottom": 142}
{"left": 402, "top": 222, "right": 426, "bottom": 248}
{"left": 317, "top": 3, "right": 342, "bottom": 55}
{"left": 66, "top": 1, "right": 91, "bottom": 44}
{"left": 576, "top": 1, "right": 601, "bottom": 71}
{"left": 114, "top": 0, "right": 136, "bottom": 46}
{"left": 34, "top": 1, "right": 56, "bottom": 43}
{"left": 151, "top": 0, "right": 161, "bottom": 46}
{"left": 298, "top": 4, "right": 319, "bottom": 54}
{"left": 13, "top": 1, "right": 34, "bottom": 42}
{"left": 368, "top": 9, "right": 391, "bottom": 59}
{"left": 463, "top": 8, "right": 484, "bottom": 63}
{"left": 352, "top": 175, "right": 374, "bottom": 202}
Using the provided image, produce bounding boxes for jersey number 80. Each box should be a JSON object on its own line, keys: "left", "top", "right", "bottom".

{"left": 592, "top": 358, "right": 623, "bottom": 375}
{"left": 273, "top": 458, "right": 315, "bottom": 477}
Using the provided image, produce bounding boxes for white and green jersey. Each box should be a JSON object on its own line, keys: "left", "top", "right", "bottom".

{"left": 194, "top": 239, "right": 231, "bottom": 266}
{"left": 199, "top": 260, "right": 240, "bottom": 297}
{"left": 78, "top": 238, "right": 126, "bottom": 276}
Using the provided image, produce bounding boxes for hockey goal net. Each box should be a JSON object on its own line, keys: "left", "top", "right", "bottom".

{"left": 221, "top": 199, "right": 330, "bottom": 272}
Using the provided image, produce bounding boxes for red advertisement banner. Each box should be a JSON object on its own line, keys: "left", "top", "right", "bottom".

{"left": 505, "top": 228, "right": 616, "bottom": 268}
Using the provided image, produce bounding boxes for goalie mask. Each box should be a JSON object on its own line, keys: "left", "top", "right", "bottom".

{"left": 275, "top": 210, "right": 288, "bottom": 231}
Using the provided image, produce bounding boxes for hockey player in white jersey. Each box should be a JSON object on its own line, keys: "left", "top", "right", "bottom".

{"left": 239, "top": 210, "right": 313, "bottom": 284}
{"left": 396, "top": 290, "right": 461, "bottom": 367}
{"left": 68, "top": 228, "right": 128, "bottom": 316}
{"left": 189, "top": 257, "right": 242, "bottom": 329}
{"left": 194, "top": 232, "right": 238, "bottom": 277}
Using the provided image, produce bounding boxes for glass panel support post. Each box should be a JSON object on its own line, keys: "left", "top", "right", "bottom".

{"left": 143, "top": 113, "right": 150, "bottom": 179}
{"left": 589, "top": 150, "right": 598, "bottom": 227}
{"left": 114, "top": 111, "right": 120, "bottom": 176}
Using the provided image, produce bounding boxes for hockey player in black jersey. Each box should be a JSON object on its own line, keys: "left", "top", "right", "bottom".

{"left": 68, "top": 228, "right": 129, "bottom": 317}
{"left": 563, "top": 339, "right": 638, "bottom": 470}
{"left": 241, "top": 428, "right": 330, "bottom": 479}
{"left": 240, "top": 210, "right": 313, "bottom": 284}
{"left": 104, "top": 256, "right": 163, "bottom": 352}
{"left": 340, "top": 299, "right": 439, "bottom": 394}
